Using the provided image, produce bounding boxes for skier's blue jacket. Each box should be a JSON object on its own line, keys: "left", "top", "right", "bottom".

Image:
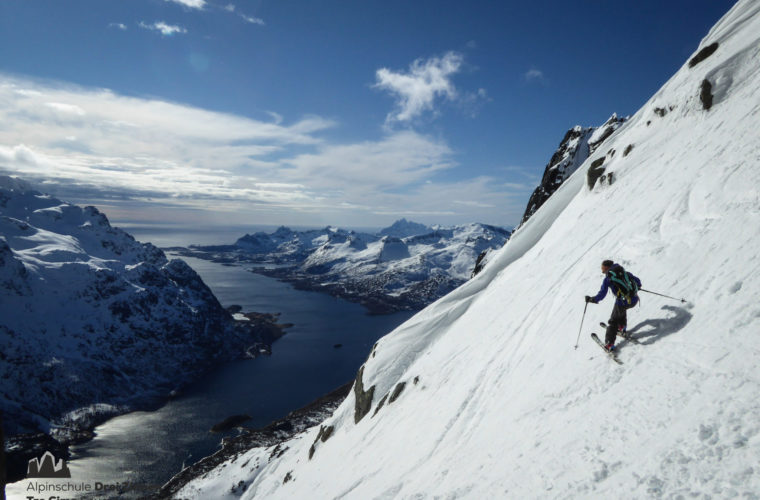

{"left": 594, "top": 267, "right": 642, "bottom": 306}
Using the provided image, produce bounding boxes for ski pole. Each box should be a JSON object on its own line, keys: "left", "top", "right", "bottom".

{"left": 574, "top": 301, "right": 588, "bottom": 349}
{"left": 639, "top": 288, "right": 687, "bottom": 303}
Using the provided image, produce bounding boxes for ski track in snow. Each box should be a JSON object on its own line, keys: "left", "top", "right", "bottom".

{"left": 175, "top": 2, "right": 760, "bottom": 498}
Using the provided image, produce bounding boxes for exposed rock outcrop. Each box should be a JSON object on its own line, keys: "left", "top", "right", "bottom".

{"left": 700, "top": 79, "right": 714, "bottom": 110}
{"left": 353, "top": 366, "right": 375, "bottom": 424}
{"left": 520, "top": 114, "right": 626, "bottom": 226}
{"left": 689, "top": 42, "right": 719, "bottom": 68}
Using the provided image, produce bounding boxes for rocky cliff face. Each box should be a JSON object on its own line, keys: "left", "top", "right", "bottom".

{"left": 520, "top": 114, "right": 626, "bottom": 226}
{"left": 0, "top": 176, "right": 273, "bottom": 440}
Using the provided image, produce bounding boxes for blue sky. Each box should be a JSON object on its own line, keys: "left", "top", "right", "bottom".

{"left": 0, "top": 0, "right": 735, "bottom": 229}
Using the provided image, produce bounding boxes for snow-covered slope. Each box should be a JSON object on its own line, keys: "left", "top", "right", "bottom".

{"left": 0, "top": 178, "right": 271, "bottom": 439}
{"left": 183, "top": 221, "right": 510, "bottom": 313}
{"left": 175, "top": 2, "right": 760, "bottom": 497}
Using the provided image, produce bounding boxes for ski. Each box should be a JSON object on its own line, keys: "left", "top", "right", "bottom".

{"left": 591, "top": 333, "right": 623, "bottom": 364}
{"left": 599, "top": 322, "right": 641, "bottom": 344}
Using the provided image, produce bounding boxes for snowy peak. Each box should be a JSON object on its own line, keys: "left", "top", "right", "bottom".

{"left": 378, "top": 218, "right": 430, "bottom": 238}
{"left": 0, "top": 176, "right": 165, "bottom": 270}
{"left": 0, "top": 174, "right": 35, "bottom": 193}
{"left": 519, "top": 114, "right": 626, "bottom": 226}
{"left": 588, "top": 113, "right": 627, "bottom": 155}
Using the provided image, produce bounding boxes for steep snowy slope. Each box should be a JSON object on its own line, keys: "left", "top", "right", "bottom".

{"left": 175, "top": 2, "right": 760, "bottom": 498}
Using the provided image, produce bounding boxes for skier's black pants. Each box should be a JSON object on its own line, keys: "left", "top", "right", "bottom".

{"left": 605, "top": 302, "right": 632, "bottom": 345}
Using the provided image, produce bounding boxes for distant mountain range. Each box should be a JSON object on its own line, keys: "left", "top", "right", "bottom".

{"left": 174, "top": 220, "right": 511, "bottom": 313}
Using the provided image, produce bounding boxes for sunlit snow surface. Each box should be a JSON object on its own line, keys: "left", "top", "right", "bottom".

{"left": 177, "top": 1, "right": 759, "bottom": 496}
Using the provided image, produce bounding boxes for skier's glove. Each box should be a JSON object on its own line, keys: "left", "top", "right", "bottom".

{"left": 585, "top": 295, "right": 596, "bottom": 304}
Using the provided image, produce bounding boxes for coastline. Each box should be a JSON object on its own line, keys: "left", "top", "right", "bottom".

{"left": 166, "top": 247, "right": 448, "bottom": 315}
{"left": 149, "top": 381, "right": 352, "bottom": 499}
{"left": 2, "top": 310, "right": 290, "bottom": 485}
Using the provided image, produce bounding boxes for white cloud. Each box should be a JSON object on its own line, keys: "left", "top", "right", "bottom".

{"left": 524, "top": 67, "right": 546, "bottom": 83}
{"left": 282, "top": 131, "right": 455, "bottom": 191}
{"left": 0, "top": 74, "right": 514, "bottom": 227}
{"left": 240, "top": 14, "right": 265, "bottom": 25}
{"left": 188, "top": 2, "right": 265, "bottom": 27}
{"left": 108, "top": 23, "right": 127, "bottom": 31}
{"left": 374, "top": 52, "right": 464, "bottom": 123}
{"left": 165, "top": 0, "right": 206, "bottom": 9}
{"left": 0, "top": 144, "right": 40, "bottom": 165}
{"left": 45, "top": 102, "right": 86, "bottom": 116}
{"left": 368, "top": 177, "right": 524, "bottom": 224}
{"left": 139, "top": 21, "right": 188, "bottom": 36}
{"left": 0, "top": 75, "right": 333, "bottom": 198}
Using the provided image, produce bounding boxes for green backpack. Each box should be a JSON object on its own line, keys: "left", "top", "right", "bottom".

{"left": 607, "top": 264, "right": 639, "bottom": 304}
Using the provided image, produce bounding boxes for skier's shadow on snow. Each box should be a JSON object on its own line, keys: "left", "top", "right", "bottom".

{"left": 626, "top": 305, "right": 693, "bottom": 345}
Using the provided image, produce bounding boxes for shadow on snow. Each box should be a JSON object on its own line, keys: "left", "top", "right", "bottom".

{"left": 625, "top": 304, "right": 693, "bottom": 345}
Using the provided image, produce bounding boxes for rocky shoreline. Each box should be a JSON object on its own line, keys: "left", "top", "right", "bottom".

{"left": 148, "top": 381, "right": 353, "bottom": 499}
{"left": 254, "top": 266, "right": 427, "bottom": 315}
{"left": 2, "top": 308, "right": 290, "bottom": 485}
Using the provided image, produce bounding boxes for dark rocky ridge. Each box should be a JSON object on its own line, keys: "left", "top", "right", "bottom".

{"left": 519, "top": 114, "right": 626, "bottom": 227}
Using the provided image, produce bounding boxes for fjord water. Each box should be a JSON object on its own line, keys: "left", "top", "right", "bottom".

{"left": 8, "top": 241, "right": 412, "bottom": 498}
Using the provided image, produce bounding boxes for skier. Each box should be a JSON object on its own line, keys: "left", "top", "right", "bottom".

{"left": 585, "top": 260, "right": 641, "bottom": 352}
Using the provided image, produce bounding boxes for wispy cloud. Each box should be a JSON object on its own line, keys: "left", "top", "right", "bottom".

{"left": 0, "top": 74, "right": 513, "bottom": 226}
{"left": 139, "top": 21, "right": 188, "bottom": 36}
{"left": 108, "top": 23, "right": 127, "bottom": 31}
{"left": 220, "top": 3, "right": 265, "bottom": 25}
{"left": 374, "top": 52, "right": 464, "bottom": 124}
{"left": 282, "top": 131, "right": 455, "bottom": 192}
{"left": 240, "top": 14, "right": 265, "bottom": 25}
{"left": 524, "top": 67, "right": 547, "bottom": 84}
{"left": 165, "top": 0, "right": 206, "bottom": 9}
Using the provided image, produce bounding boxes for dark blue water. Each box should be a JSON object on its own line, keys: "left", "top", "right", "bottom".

{"left": 7, "top": 252, "right": 412, "bottom": 499}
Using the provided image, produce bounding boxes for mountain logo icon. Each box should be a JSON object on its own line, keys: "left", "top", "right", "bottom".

{"left": 26, "top": 450, "right": 71, "bottom": 478}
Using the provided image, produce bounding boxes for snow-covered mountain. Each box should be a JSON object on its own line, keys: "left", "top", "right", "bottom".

{"left": 172, "top": 1, "right": 760, "bottom": 498}
{"left": 520, "top": 113, "right": 627, "bottom": 226}
{"left": 180, "top": 222, "right": 510, "bottom": 313}
{"left": 377, "top": 218, "right": 431, "bottom": 238}
{"left": 0, "top": 177, "right": 280, "bottom": 443}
